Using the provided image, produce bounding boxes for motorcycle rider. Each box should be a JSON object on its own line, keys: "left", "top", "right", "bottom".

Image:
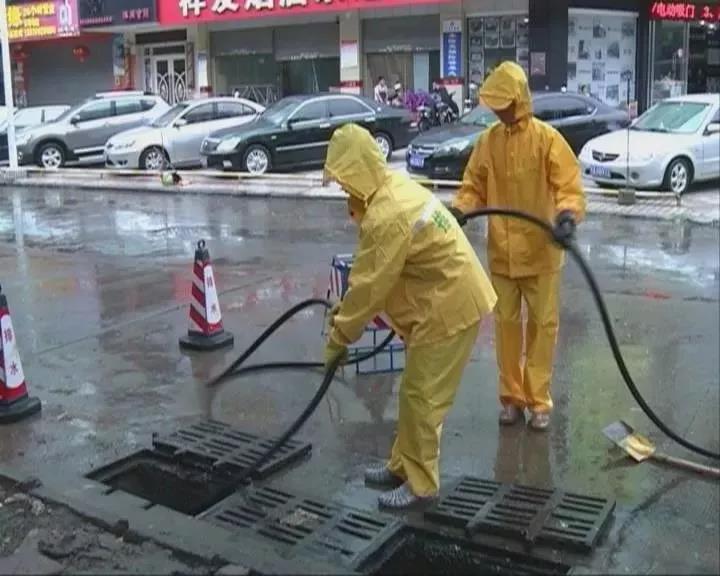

{"left": 431, "top": 79, "right": 459, "bottom": 118}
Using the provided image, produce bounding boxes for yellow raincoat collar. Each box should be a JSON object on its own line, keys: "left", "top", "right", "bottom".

{"left": 479, "top": 61, "right": 533, "bottom": 123}
{"left": 324, "top": 124, "right": 388, "bottom": 205}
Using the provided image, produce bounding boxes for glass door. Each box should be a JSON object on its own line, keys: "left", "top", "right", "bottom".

{"left": 152, "top": 56, "right": 188, "bottom": 104}
{"left": 650, "top": 20, "right": 688, "bottom": 105}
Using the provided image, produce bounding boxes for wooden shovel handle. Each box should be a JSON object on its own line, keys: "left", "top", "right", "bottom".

{"left": 651, "top": 453, "right": 720, "bottom": 478}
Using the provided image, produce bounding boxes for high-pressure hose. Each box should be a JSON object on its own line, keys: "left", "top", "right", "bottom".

{"left": 463, "top": 208, "right": 719, "bottom": 461}
{"left": 205, "top": 209, "right": 718, "bottom": 487}
{"left": 206, "top": 298, "right": 396, "bottom": 483}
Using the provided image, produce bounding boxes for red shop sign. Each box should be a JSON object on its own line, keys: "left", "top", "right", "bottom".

{"left": 159, "top": 0, "right": 458, "bottom": 25}
{"left": 649, "top": 2, "right": 720, "bottom": 21}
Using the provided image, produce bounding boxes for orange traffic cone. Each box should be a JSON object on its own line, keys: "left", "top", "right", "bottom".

{"left": 0, "top": 287, "right": 41, "bottom": 424}
{"left": 179, "top": 240, "right": 234, "bottom": 351}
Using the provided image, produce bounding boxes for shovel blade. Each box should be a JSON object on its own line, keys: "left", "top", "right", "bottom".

{"left": 603, "top": 420, "right": 656, "bottom": 462}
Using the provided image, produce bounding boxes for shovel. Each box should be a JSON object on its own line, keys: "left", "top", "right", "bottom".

{"left": 602, "top": 420, "right": 720, "bottom": 479}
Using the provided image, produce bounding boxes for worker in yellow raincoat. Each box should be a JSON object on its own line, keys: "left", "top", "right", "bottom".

{"left": 450, "top": 61, "right": 585, "bottom": 430}
{"left": 323, "top": 124, "right": 497, "bottom": 509}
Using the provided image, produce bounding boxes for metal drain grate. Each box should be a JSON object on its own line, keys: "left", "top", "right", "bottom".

{"left": 426, "top": 476, "right": 615, "bottom": 552}
{"left": 152, "top": 420, "right": 312, "bottom": 480}
{"left": 202, "top": 486, "right": 400, "bottom": 567}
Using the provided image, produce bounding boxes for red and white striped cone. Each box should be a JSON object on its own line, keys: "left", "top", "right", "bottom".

{"left": 0, "top": 287, "right": 41, "bottom": 424}
{"left": 179, "top": 240, "right": 234, "bottom": 352}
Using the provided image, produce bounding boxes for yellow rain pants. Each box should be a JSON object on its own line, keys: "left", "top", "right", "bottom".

{"left": 387, "top": 322, "right": 480, "bottom": 497}
{"left": 492, "top": 273, "right": 560, "bottom": 413}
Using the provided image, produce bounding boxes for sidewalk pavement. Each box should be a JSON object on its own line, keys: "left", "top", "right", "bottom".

{"left": 1, "top": 167, "right": 718, "bottom": 226}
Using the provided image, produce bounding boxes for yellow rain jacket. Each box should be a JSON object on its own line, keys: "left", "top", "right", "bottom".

{"left": 324, "top": 123, "right": 496, "bottom": 497}
{"left": 453, "top": 62, "right": 585, "bottom": 278}
{"left": 325, "top": 124, "right": 497, "bottom": 349}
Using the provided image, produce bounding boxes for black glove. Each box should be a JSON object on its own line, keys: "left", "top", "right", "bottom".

{"left": 553, "top": 210, "right": 576, "bottom": 248}
{"left": 448, "top": 206, "right": 468, "bottom": 228}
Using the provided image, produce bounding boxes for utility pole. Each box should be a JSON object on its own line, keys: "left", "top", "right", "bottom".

{"left": 0, "top": 0, "right": 18, "bottom": 169}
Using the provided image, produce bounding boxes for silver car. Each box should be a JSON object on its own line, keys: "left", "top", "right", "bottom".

{"left": 579, "top": 93, "right": 720, "bottom": 195}
{"left": 105, "top": 97, "right": 264, "bottom": 170}
{"left": 15, "top": 92, "right": 170, "bottom": 169}
{"left": 1, "top": 105, "right": 70, "bottom": 163}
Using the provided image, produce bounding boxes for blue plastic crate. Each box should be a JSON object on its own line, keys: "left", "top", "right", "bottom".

{"left": 325, "top": 254, "right": 404, "bottom": 374}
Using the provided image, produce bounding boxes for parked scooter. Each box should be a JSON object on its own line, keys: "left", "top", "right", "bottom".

{"left": 417, "top": 94, "right": 459, "bottom": 132}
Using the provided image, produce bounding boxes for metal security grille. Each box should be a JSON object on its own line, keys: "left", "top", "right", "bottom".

{"left": 152, "top": 420, "right": 311, "bottom": 480}
{"left": 425, "top": 476, "right": 615, "bottom": 552}
{"left": 202, "top": 486, "right": 400, "bottom": 568}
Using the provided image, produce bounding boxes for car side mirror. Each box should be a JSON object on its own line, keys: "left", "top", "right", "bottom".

{"left": 286, "top": 118, "right": 296, "bottom": 130}
{"left": 70, "top": 115, "right": 80, "bottom": 125}
{"left": 705, "top": 122, "right": 720, "bottom": 136}
{"left": 174, "top": 118, "right": 188, "bottom": 128}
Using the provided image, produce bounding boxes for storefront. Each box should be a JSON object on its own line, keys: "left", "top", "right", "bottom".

{"left": 79, "top": 0, "right": 157, "bottom": 92}
{"left": 211, "top": 22, "right": 339, "bottom": 103}
{"left": 362, "top": 15, "right": 441, "bottom": 97}
{"left": 156, "top": 0, "right": 454, "bottom": 103}
{"left": 466, "top": 12, "right": 530, "bottom": 84}
{"left": 136, "top": 29, "right": 193, "bottom": 105}
{"left": 7, "top": 0, "right": 115, "bottom": 106}
{"left": 648, "top": 1, "right": 720, "bottom": 104}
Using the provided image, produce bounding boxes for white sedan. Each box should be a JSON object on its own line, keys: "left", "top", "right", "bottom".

{"left": 579, "top": 94, "right": 720, "bottom": 195}
{"left": 105, "top": 97, "right": 264, "bottom": 170}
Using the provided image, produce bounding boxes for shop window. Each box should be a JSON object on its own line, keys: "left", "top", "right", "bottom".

{"left": 651, "top": 20, "right": 687, "bottom": 103}
{"left": 184, "top": 104, "right": 215, "bottom": 125}
{"left": 290, "top": 101, "right": 327, "bottom": 123}
{"left": 328, "top": 98, "right": 369, "bottom": 118}
{"left": 115, "top": 99, "right": 144, "bottom": 116}
{"left": 216, "top": 102, "right": 254, "bottom": 119}
{"left": 76, "top": 100, "right": 113, "bottom": 122}
{"left": 467, "top": 15, "right": 529, "bottom": 85}
{"left": 567, "top": 10, "right": 637, "bottom": 107}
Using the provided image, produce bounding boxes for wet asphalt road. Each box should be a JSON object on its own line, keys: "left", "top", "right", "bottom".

{"left": 0, "top": 185, "right": 718, "bottom": 574}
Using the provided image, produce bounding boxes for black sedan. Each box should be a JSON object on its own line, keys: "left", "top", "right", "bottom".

{"left": 406, "top": 92, "right": 630, "bottom": 180}
{"left": 201, "top": 93, "right": 417, "bottom": 174}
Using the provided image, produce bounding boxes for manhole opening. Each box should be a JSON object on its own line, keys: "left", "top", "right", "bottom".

{"left": 87, "top": 449, "right": 233, "bottom": 516}
{"left": 360, "top": 528, "right": 572, "bottom": 576}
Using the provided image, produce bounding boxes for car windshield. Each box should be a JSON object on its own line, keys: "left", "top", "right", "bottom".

{"left": 632, "top": 101, "right": 710, "bottom": 134}
{"left": 52, "top": 100, "right": 90, "bottom": 123}
{"left": 461, "top": 105, "right": 497, "bottom": 127}
{"left": 262, "top": 97, "right": 303, "bottom": 124}
{"left": 152, "top": 103, "right": 189, "bottom": 127}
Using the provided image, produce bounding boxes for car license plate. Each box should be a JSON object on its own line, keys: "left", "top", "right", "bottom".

{"left": 590, "top": 165, "right": 611, "bottom": 178}
{"left": 409, "top": 154, "right": 424, "bottom": 168}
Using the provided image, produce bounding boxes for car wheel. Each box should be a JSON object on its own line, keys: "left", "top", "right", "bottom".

{"left": 243, "top": 145, "right": 271, "bottom": 175}
{"left": 663, "top": 157, "right": 692, "bottom": 195}
{"left": 375, "top": 133, "right": 393, "bottom": 161}
{"left": 418, "top": 118, "right": 431, "bottom": 132}
{"left": 37, "top": 142, "right": 65, "bottom": 169}
{"left": 140, "top": 146, "right": 168, "bottom": 171}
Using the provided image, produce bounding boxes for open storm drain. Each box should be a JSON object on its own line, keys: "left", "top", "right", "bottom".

{"left": 359, "top": 528, "right": 572, "bottom": 576}
{"left": 86, "top": 420, "right": 312, "bottom": 516}
{"left": 426, "top": 476, "right": 615, "bottom": 552}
